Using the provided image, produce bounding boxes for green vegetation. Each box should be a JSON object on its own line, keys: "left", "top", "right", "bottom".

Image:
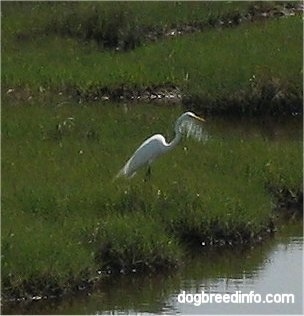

{"left": 2, "top": 1, "right": 288, "bottom": 49}
{"left": 2, "top": 103, "right": 302, "bottom": 299}
{"left": 2, "top": 2, "right": 303, "bottom": 115}
{"left": 1, "top": 1, "right": 302, "bottom": 302}
{"left": 3, "top": 221, "right": 302, "bottom": 314}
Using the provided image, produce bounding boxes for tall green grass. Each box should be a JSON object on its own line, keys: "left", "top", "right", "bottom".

{"left": 2, "top": 15, "right": 302, "bottom": 114}
{"left": 2, "top": 1, "right": 288, "bottom": 49}
{"left": 2, "top": 102, "right": 302, "bottom": 298}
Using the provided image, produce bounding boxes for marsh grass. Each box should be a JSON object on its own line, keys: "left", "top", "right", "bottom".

{"left": 2, "top": 2, "right": 289, "bottom": 50}
{"left": 2, "top": 102, "right": 302, "bottom": 299}
{"left": 2, "top": 1, "right": 302, "bottom": 299}
{"left": 2, "top": 7, "right": 302, "bottom": 115}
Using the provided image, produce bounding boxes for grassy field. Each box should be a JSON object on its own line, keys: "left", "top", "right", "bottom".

{"left": 2, "top": 2, "right": 303, "bottom": 115}
{"left": 2, "top": 1, "right": 287, "bottom": 48}
{"left": 1, "top": 1, "right": 303, "bottom": 301}
{"left": 2, "top": 102, "right": 302, "bottom": 299}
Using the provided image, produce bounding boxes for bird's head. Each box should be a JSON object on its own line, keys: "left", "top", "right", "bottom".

{"left": 182, "top": 111, "right": 205, "bottom": 122}
{"left": 175, "top": 111, "right": 207, "bottom": 141}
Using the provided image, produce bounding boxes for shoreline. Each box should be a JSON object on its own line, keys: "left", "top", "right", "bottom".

{"left": 2, "top": 199, "right": 302, "bottom": 305}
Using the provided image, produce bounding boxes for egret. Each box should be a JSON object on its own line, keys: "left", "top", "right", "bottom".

{"left": 116, "top": 111, "right": 206, "bottom": 179}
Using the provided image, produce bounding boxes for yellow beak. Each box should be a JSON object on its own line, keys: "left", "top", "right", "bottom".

{"left": 194, "top": 114, "right": 206, "bottom": 122}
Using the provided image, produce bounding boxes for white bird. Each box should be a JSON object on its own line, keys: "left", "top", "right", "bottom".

{"left": 116, "top": 112, "right": 206, "bottom": 180}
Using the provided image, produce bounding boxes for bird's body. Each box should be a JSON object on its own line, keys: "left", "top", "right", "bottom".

{"left": 116, "top": 112, "right": 206, "bottom": 179}
{"left": 117, "top": 133, "right": 180, "bottom": 178}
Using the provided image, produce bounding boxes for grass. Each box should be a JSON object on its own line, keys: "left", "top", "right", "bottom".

{"left": 1, "top": 0, "right": 302, "bottom": 301}
{"left": 2, "top": 1, "right": 292, "bottom": 49}
{"left": 2, "top": 102, "right": 302, "bottom": 299}
{"left": 2, "top": 3, "right": 303, "bottom": 115}
{"left": 3, "top": 16, "right": 302, "bottom": 88}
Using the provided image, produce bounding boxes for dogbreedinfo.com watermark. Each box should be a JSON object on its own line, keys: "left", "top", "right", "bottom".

{"left": 177, "top": 290, "right": 295, "bottom": 307}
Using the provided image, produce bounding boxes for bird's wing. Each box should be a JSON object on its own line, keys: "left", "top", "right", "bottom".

{"left": 117, "top": 134, "right": 166, "bottom": 178}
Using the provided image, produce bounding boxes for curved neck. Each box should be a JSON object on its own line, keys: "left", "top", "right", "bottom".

{"left": 166, "top": 130, "right": 182, "bottom": 151}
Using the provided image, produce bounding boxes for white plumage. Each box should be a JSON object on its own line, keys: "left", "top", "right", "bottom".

{"left": 116, "top": 111, "right": 206, "bottom": 179}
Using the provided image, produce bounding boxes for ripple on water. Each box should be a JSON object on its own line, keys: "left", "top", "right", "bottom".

{"left": 172, "top": 234, "right": 303, "bottom": 315}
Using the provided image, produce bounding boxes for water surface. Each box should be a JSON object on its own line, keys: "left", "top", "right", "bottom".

{"left": 4, "top": 222, "right": 303, "bottom": 315}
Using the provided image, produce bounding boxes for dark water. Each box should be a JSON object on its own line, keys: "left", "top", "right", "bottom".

{"left": 207, "top": 116, "right": 303, "bottom": 142}
{"left": 4, "top": 222, "right": 303, "bottom": 315}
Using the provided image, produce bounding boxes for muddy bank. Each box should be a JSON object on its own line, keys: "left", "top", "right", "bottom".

{"left": 1, "top": 230, "right": 271, "bottom": 305}
{"left": 270, "top": 187, "right": 303, "bottom": 218}
{"left": 183, "top": 87, "right": 303, "bottom": 117}
{"left": 3, "top": 221, "right": 303, "bottom": 315}
{"left": 2, "top": 197, "right": 301, "bottom": 306}
{"left": 141, "top": 2, "right": 303, "bottom": 50}
{"left": 75, "top": 84, "right": 182, "bottom": 105}
{"left": 5, "top": 78, "right": 302, "bottom": 117}
{"left": 12, "top": 2, "right": 303, "bottom": 52}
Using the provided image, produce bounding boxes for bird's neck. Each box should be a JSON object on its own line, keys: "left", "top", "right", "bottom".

{"left": 166, "top": 131, "right": 182, "bottom": 151}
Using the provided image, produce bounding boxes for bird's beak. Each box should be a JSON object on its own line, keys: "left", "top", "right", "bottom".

{"left": 194, "top": 114, "right": 206, "bottom": 122}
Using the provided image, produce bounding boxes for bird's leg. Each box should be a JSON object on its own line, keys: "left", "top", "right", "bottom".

{"left": 144, "top": 165, "right": 152, "bottom": 182}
